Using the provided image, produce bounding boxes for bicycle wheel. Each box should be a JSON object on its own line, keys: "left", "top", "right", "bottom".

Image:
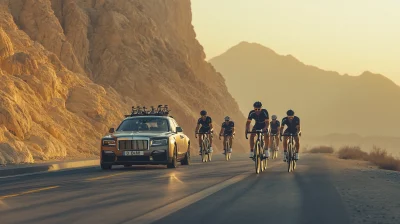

{"left": 255, "top": 140, "right": 261, "bottom": 174}
{"left": 225, "top": 139, "right": 229, "bottom": 161}
{"left": 287, "top": 143, "right": 292, "bottom": 172}
{"left": 260, "top": 142, "right": 265, "bottom": 172}
{"left": 293, "top": 147, "right": 297, "bottom": 171}
{"left": 271, "top": 138, "right": 276, "bottom": 159}
{"left": 206, "top": 138, "right": 212, "bottom": 162}
{"left": 201, "top": 140, "right": 207, "bottom": 163}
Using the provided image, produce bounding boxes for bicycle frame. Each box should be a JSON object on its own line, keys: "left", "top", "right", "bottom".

{"left": 196, "top": 132, "right": 212, "bottom": 162}
{"left": 246, "top": 130, "right": 268, "bottom": 174}
{"left": 270, "top": 133, "right": 278, "bottom": 159}
{"left": 282, "top": 133, "right": 298, "bottom": 172}
{"left": 221, "top": 133, "right": 234, "bottom": 161}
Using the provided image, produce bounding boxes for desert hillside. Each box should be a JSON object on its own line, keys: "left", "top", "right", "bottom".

{"left": 209, "top": 41, "right": 400, "bottom": 137}
{"left": 0, "top": 0, "right": 246, "bottom": 164}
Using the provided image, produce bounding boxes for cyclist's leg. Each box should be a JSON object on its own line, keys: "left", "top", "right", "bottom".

{"left": 228, "top": 133, "right": 233, "bottom": 152}
{"left": 198, "top": 130, "right": 204, "bottom": 154}
{"left": 283, "top": 133, "right": 289, "bottom": 161}
{"left": 249, "top": 132, "right": 256, "bottom": 158}
{"left": 263, "top": 132, "right": 270, "bottom": 157}
{"left": 222, "top": 135, "right": 227, "bottom": 154}
{"left": 275, "top": 135, "right": 280, "bottom": 150}
{"left": 208, "top": 133, "right": 213, "bottom": 152}
{"left": 294, "top": 135, "right": 300, "bottom": 160}
{"left": 269, "top": 134, "right": 274, "bottom": 148}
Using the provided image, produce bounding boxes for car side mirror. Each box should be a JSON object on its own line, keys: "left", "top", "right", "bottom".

{"left": 109, "top": 128, "right": 115, "bottom": 133}
{"left": 176, "top": 127, "right": 183, "bottom": 133}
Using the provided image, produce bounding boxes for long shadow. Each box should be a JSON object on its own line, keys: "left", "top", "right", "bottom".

{"left": 293, "top": 158, "right": 351, "bottom": 224}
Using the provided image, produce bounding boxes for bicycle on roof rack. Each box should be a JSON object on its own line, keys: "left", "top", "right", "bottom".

{"left": 125, "top": 105, "right": 171, "bottom": 118}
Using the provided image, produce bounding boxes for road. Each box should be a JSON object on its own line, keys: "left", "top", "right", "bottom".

{"left": 0, "top": 153, "right": 351, "bottom": 224}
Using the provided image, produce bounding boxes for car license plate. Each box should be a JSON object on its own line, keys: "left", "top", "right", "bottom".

{"left": 123, "top": 151, "right": 144, "bottom": 156}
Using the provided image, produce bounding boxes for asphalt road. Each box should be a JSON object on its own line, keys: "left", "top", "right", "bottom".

{"left": 0, "top": 153, "right": 350, "bottom": 224}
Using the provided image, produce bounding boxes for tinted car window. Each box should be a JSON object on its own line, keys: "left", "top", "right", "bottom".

{"left": 117, "top": 118, "right": 170, "bottom": 132}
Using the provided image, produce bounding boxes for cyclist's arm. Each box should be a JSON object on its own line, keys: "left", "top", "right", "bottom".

{"left": 209, "top": 122, "right": 214, "bottom": 132}
{"left": 245, "top": 120, "right": 251, "bottom": 132}
{"left": 279, "top": 125, "right": 285, "bottom": 135}
{"left": 195, "top": 124, "right": 200, "bottom": 133}
{"left": 232, "top": 126, "right": 235, "bottom": 134}
{"left": 264, "top": 119, "right": 270, "bottom": 131}
{"left": 219, "top": 127, "right": 225, "bottom": 136}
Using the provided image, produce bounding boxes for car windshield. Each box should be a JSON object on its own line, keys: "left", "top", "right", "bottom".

{"left": 116, "top": 117, "right": 170, "bottom": 132}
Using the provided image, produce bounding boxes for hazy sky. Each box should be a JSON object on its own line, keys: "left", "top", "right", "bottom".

{"left": 191, "top": 0, "right": 400, "bottom": 85}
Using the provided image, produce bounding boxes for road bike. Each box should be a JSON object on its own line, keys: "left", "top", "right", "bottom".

{"left": 281, "top": 133, "right": 299, "bottom": 172}
{"left": 196, "top": 132, "right": 213, "bottom": 162}
{"left": 221, "top": 133, "right": 234, "bottom": 161}
{"left": 246, "top": 130, "right": 268, "bottom": 174}
{"left": 270, "top": 133, "right": 279, "bottom": 159}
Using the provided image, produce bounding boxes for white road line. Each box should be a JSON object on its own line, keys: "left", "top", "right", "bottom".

{"left": 123, "top": 161, "right": 282, "bottom": 224}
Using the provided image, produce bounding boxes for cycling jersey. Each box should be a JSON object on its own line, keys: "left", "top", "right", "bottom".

{"left": 270, "top": 120, "right": 280, "bottom": 134}
{"left": 198, "top": 116, "right": 212, "bottom": 133}
{"left": 248, "top": 109, "right": 269, "bottom": 131}
{"left": 247, "top": 109, "right": 269, "bottom": 124}
{"left": 222, "top": 121, "right": 234, "bottom": 134}
{"left": 281, "top": 116, "right": 300, "bottom": 134}
{"left": 198, "top": 116, "right": 212, "bottom": 128}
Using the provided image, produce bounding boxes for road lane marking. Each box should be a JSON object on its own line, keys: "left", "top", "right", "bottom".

{"left": 123, "top": 161, "right": 282, "bottom": 224}
{"left": 85, "top": 173, "right": 127, "bottom": 181}
{"left": 0, "top": 186, "right": 60, "bottom": 200}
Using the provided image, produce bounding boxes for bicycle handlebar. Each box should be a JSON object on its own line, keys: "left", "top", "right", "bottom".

{"left": 245, "top": 130, "right": 268, "bottom": 139}
{"left": 195, "top": 132, "right": 212, "bottom": 138}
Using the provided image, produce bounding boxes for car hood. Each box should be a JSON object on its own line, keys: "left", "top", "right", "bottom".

{"left": 102, "top": 131, "right": 173, "bottom": 139}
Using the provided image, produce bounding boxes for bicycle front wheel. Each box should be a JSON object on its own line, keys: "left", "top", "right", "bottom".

{"left": 225, "top": 139, "right": 229, "bottom": 161}
{"left": 201, "top": 141, "right": 207, "bottom": 163}
{"left": 255, "top": 141, "right": 261, "bottom": 174}
{"left": 287, "top": 144, "right": 293, "bottom": 172}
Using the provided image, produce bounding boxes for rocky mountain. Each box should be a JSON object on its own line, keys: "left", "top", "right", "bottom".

{"left": 209, "top": 41, "right": 400, "bottom": 137}
{"left": 0, "top": 0, "right": 246, "bottom": 164}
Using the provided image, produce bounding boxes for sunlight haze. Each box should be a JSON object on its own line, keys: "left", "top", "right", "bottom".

{"left": 191, "top": 0, "right": 400, "bottom": 84}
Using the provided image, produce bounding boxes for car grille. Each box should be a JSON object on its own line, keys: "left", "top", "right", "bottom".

{"left": 118, "top": 140, "right": 149, "bottom": 150}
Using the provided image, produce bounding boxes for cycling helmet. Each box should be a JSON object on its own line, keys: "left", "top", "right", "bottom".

{"left": 224, "top": 116, "right": 230, "bottom": 121}
{"left": 253, "top": 101, "right": 262, "bottom": 108}
{"left": 272, "top": 115, "right": 277, "bottom": 120}
{"left": 200, "top": 110, "right": 207, "bottom": 116}
{"left": 286, "top": 109, "right": 295, "bottom": 116}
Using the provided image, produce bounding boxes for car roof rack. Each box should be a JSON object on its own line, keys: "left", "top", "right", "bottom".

{"left": 124, "top": 105, "right": 172, "bottom": 118}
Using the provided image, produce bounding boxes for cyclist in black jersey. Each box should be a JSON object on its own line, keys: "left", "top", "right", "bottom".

{"left": 195, "top": 110, "right": 214, "bottom": 154}
{"left": 245, "top": 101, "right": 270, "bottom": 158}
{"left": 269, "top": 115, "right": 281, "bottom": 151}
{"left": 279, "top": 109, "right": 302, "bottom": 161}
{"left": 219, "top": 116, "right": 235, "bottom": 154}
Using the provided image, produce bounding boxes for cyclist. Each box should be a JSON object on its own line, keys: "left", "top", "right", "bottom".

{"left": 279, "top": 109, "right": 301, "bottom": 161}
{"left": 195, "top": 110, "right": 214, "bottom": 155}
{"left": 245, "top": 101, "right": 270, "bottom": 158}
{"left": 269, "top": 115, "right": 281, "bottom": 151}
{"left": 219, "top": 116, "right": 235, "bottom": 154}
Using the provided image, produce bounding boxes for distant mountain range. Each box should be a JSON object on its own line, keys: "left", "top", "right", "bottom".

{"left": 210, "top": 41, "right": 400, "bottom": 137}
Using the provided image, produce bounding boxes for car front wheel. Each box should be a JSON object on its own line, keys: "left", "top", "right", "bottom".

{"left": 167, "top": 147, "right": 178, "bottom": 169}
{"left": 101, "top": 163, "right": 112, "bottom": 170}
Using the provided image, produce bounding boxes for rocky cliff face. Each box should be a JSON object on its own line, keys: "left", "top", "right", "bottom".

{"left": 0, "top": 0, "right": 246, "bottom": 164}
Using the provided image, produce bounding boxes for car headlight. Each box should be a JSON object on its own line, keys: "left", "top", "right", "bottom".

{"left": 151, "top": 139, "right": 168, "bottom": 146}
{"left": 102, "top": 139, "right": 116, "bottom": 146}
